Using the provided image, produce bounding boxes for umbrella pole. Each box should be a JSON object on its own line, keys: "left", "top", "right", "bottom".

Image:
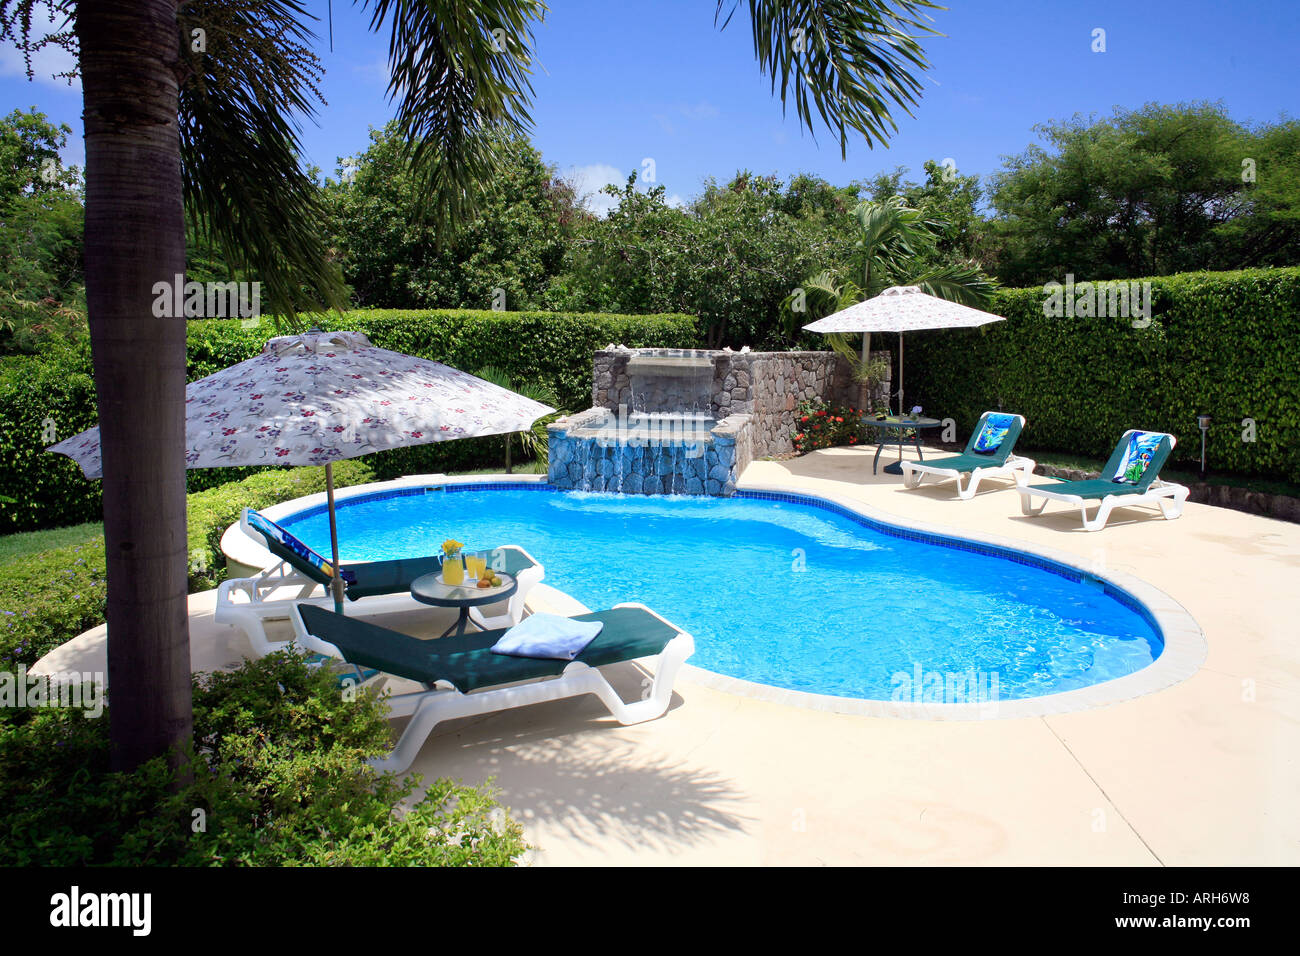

{"left": 325, "top": 462, "right": 345, "bottom": 614}
{"left": 897, "top": 333, "right": 905, "bottom": 416}
{"left": 860, "top": 332, "right": 872, "bottom": 411}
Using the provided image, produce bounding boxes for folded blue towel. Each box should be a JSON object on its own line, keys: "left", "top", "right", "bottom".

{"left": 490, "top": 613, "right": 604, "bottom": 661}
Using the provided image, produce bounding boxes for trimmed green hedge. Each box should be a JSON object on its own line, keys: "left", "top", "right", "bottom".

{"left": 903, "top": 268, "right": 1300, "bottom": 483}
{"left": 0, "top": 308, "right": 697, "bottom": 533}
{"left": 0, "top": 460, "right": 374, "bottom": 669}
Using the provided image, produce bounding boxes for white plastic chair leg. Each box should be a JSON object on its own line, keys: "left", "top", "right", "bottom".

{"left": 1157, "top": 486, "right": 1189, "bottom": 520}
{"left": 1019, "top": 492, "right": 1050, "bottom": 516}
{"left": 956, "top": 470, "right": 983, "bottom": 500}
{"left": 1082, "top": 498, "right": 1116, "bottom": 532}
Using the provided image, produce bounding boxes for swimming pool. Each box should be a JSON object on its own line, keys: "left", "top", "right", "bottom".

{"left": 277, "top": 482, "right": 1169, "bottom": 705}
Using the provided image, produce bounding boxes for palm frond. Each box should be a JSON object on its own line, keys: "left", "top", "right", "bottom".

{"left": 826, "top": 332, "right": 888, "bottom": 387}
{"left": 475, "top": 367, "right": 564, "bottom": 464}
{"left": 178, "top": 0, "right": 348, "bottom": 323}
{"left": 910, "top": 263, "right": 999, "bottom": 307}
{"left": 365, "top": 0, "right": 543, "bottom": 227}
{"left": 721, "top": 0, "right": 941, "bottom": 155}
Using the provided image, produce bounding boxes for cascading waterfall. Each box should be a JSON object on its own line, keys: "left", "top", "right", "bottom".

{"left": 548, "top": 348, "right": 750, "bottom": 497}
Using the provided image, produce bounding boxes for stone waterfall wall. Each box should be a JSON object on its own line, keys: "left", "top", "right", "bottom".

{"left": 590, "top": 348, "right": 890, "bottom": 460}
{"left": 548, "top": 409, "right": 754, "bottom": 496}
{"left": 556, "top": 347, "right": 893, "bottom": 495}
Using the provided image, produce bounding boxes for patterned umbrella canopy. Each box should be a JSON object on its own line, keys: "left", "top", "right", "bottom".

{"left": 802, "top": 285, "right": 1004, "bottom": 418}
{"left": 801, "top": 284, "right": 1005, "bottom": 333}
{"left": 49, "top": 329, "right": 555, "bottom": 478}
{"left": 51, "top": 329, "right": 555, "bottom": 612}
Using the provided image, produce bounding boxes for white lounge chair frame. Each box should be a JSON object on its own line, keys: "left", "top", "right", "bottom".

{"left": 902, "top": 454, "right": 1037, "bottom": 499}
{"left": 288, "top": 601, "right": 696, "bottom": 775}
{"left": 1015, "top": 434, "right": 1188, "bottom": 532}
{"left": 214, "top": 511, "right": 544, "bottom": 656}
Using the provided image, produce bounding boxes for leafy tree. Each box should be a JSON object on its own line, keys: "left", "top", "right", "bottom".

{"left": 1212, "top": 119, "right": 1300, "bottom": 270}
{"left": 546, "top": 173, "right": 695, "bottom": 321}
{"left": 325, "top": 125, "right": 583, "bottom": 310}
{"left": 0, "top": 0, "right": 943, "bottom": 773}
{"left": 554, "top": 170, "right": 857, "bottom": 348}
{"left": 987, "top": 102, "right": 1300, "bottom": 285}
{"left": 0, "top": 108, "right": 84, "bottom": 352}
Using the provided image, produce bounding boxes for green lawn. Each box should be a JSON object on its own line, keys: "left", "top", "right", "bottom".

{"left": 0, "top": 462, "right": 549, "bottom": 563}
{"left": 0, "top": 521, "right": 102, "bottom": 566}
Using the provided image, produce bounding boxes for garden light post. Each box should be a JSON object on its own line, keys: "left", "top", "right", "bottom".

{"left": 1197, "top": 414, "right": 1212, "bottom": 480}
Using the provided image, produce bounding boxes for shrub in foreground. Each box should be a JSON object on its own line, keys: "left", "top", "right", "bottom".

{"left": 0, "top": 651, "right": 528, "bottom": 866}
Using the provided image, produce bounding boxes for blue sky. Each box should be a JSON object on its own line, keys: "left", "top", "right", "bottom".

{"left": 3, "top": 1, "right": 1297, "bottom": 213}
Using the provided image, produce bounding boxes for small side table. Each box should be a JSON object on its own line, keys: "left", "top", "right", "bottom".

{"left": 861, "top": 415, "right": 944, "bottom": 475}
{"left": 410, "top": 571, "right": 518, "bottom": 638}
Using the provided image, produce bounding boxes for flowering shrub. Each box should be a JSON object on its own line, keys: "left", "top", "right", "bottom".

{"left": 792, "top": 400, "right": 868, "bottom": 454}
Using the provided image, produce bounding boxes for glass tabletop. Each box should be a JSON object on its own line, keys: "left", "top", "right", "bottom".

{"left": 410, "top": 570, "right": 517, "bottom": 607}
{"left": 861, "top": 415, "right": 943, "bottom": 428}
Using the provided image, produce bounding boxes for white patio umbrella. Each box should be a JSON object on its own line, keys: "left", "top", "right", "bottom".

{"left": 49, "top": 329, "right": 555, "bottom": 611}
{"left": 803, "top": 284, "right": 1005, "bottom": 414}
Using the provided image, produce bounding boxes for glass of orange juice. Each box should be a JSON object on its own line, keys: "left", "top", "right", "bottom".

{"left": 465, "top": 554, "right": 484, "bottom": 580}
{"left": 442, "top": 552, "right": 465, "bottom": 585}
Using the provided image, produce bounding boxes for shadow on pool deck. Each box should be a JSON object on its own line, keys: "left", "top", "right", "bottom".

{"left": 404, "top": 705, "right": 755, "bottom": 858}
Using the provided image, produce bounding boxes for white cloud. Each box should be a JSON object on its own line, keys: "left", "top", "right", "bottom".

{"left": 680, "top": 101, "right": 719, "bottom": 121}
{"left": 665, "top": 193, "right": 686, "bottom": 209}
{"left": 564, "top": 162, "right": 627, "bottom": 217}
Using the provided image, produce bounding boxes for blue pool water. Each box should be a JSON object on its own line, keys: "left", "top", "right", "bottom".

{"left": 281, "top": 486, "right": 1163, "bottom": 703}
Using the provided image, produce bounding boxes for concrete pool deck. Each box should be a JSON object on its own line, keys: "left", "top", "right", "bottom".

{"left": 35, "top": 449, "right": 1300, "bottom": 865}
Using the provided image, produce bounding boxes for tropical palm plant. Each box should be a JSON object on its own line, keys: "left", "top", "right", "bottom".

{"left": 0, "top": 0, "right": 943, "bottom": 771}
{"left": 786, "top": 196, "right": 997, "bottom": 409}
{"left": 474, "top": 367, "right": 564, "bottom": 472}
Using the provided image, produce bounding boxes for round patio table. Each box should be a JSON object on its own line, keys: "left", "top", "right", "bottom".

{"left": 410, "top": 570, "right": 517, "bottom": 638}
{"left": 861, "top": 415, "right": 944, "bottom": 475}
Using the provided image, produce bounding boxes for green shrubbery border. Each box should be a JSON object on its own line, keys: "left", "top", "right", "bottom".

{"left": 0, "top": 650, "right": 527, "bottom": 865}
{"left": 903, "top": 268, "right": 1300, "bottom": 483}
{"left": 0, "top": 460, "right": 374, "bottom": 669}
{"left": 0, "top": 308, "right": 697, "bottom": 533}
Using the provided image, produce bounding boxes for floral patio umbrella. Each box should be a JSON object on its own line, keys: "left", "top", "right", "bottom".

{"left": 803, "top": 284, "right": 1005, "bottom": 415}
{"left": 49, "top": 329, "right": 555, "bottom": 609}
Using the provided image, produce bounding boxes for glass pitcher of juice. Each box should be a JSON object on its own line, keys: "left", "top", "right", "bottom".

{"left": 442, "top": 552, "right": 465, "bottom": 585}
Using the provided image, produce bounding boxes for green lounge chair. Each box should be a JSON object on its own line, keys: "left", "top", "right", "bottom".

{"left": 289, "top": 602, "right": 696, "bottom": 774}
{"left": 901, "top": 412, "right": 1035, "bottom": 498}
{"left": 1017, "top": 429, "right": 1188, "bottom": 531}
{"left": 216, "top": 508, "right": 544, "bottom": 655}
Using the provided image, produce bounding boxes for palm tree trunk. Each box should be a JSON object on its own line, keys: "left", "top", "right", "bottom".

{"left": 77, "top": 0, "right": 193, "bottom": 773}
